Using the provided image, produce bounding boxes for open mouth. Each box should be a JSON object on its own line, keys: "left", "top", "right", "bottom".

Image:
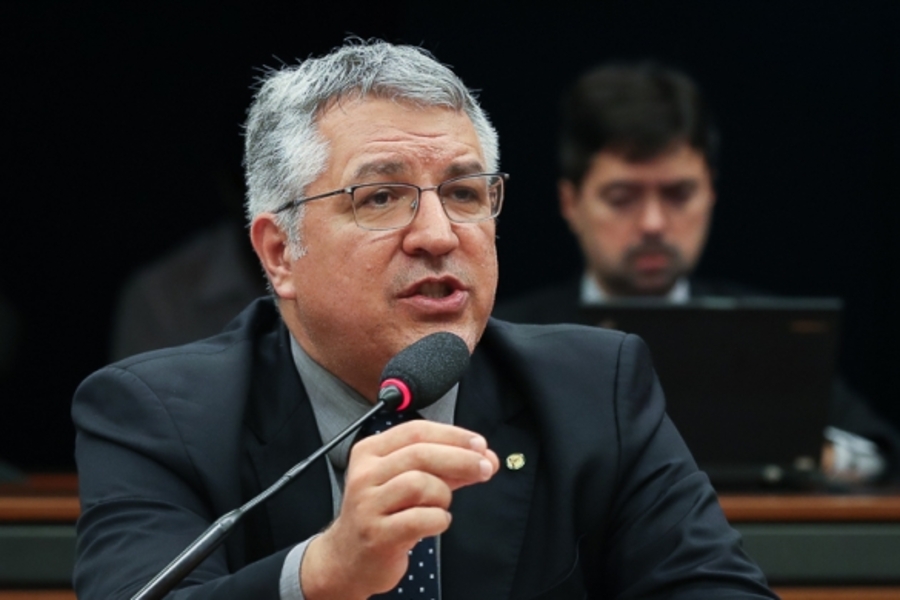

{"left": 401, "top": 276, "right": 465, "bottom": 300}
{"left": 416, "top": 281, "right": 455, "bottom": 298}
{"left": 399, "top": 276, "right": 468, "bottom": 314}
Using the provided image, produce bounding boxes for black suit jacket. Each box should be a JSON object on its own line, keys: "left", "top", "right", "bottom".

{"left": 73, "top": 298, "right": 774, "bottom": 599}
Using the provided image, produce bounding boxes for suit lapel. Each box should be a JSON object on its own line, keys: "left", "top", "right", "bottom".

{"left": 442, "top": 347, "right": 539, "bottom": 600}
{"left": 243, "top": 322, "right": 335, "bottom": 552}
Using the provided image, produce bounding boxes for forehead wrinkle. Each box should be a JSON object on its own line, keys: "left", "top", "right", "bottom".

{"left": 444, "top": 160, "right": 486, "bottom": 178}
{"left": 352, "top": 160, "right": 409, "bottom": 181}
{"left": 350, "top": 148, "right": 483, "bottom": 182}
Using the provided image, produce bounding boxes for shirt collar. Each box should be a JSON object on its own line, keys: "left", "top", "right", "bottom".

{"left": 289, "top": 335, "right": 457, "bottom": 471}
{"left": 580, "top": 272, "right": 691, "bottom": 305}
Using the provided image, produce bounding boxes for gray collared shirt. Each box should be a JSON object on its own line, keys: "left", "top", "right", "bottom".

{"left": 280, "top": 335, "right": 458, "bottom": 599}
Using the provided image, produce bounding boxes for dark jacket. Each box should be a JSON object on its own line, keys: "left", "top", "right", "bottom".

{"left": 73, "top": 297, "right": 775, "bottom": 599}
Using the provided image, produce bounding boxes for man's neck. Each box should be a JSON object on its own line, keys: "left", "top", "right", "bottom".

{"left": 279, "top": 300, "right": 382, "bottom": 401}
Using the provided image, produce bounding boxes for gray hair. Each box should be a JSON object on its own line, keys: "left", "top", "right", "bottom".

{"left": 243, "top": 40, "right": 500, "bottom": 253}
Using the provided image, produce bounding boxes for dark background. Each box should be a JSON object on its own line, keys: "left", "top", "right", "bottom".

{"left": 2, "top": 1, "right": 897, "bottom": 470}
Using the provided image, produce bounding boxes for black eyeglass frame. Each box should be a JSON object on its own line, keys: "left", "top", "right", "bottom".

{"left": 272, "top": 172, "right": 509, "bottom": 231}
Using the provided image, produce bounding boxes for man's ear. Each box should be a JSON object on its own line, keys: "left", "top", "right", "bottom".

{"left": 558, "top": 179, "right": 582, "bottom": 235}
{"left": 250, "top": 214, "right": 297, "bottom": 299}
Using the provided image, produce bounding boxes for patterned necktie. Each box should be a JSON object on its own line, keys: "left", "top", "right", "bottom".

{"left": 358, "top": 409, "right": 440, "bottom": 600}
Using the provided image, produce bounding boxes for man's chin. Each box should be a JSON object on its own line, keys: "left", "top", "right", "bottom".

{"left": 633, "top": 273, "right": 679, "bottom": 294}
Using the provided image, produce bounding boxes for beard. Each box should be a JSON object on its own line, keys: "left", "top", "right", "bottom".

{"left": 600, "top": 239, "right": 690, "bottom": 297}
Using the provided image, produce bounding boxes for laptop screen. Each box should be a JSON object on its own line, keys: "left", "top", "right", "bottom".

{"left": 579, "top": 297, "right": 842, "bottom": 489}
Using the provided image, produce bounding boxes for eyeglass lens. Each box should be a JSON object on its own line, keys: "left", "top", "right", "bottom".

{"left": 351, "top": 175, "right": 502, "bottom": 230}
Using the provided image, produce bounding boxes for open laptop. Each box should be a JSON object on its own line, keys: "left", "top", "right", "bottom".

{"left": 579, "top": 297, "right": 842, "bottom": 490}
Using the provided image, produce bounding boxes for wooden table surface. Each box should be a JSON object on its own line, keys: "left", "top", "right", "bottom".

{"left": 6, "top": 474, "right": 900, "bottom": 523}
{"left": 4, "top": 476, "right": 900, "bottom": 599}
{"left": 0, "top": 474, "right": 79, "bottom": 522}
{"left": 719, "top": 492, "right": 900, "bottom": 522}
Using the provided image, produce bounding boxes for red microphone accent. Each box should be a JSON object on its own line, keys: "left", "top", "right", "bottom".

{"left": 380, "top": 378, "right": 413, "bottom": 411}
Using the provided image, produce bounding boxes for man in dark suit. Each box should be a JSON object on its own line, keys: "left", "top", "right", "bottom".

{"left": 494, "top": 62, "right": 898, "bottom": 483}
{"left": 73, "top": 42, "right": 775, "bottom": 599}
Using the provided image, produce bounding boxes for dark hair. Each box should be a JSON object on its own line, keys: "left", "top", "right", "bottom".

{"left": 558, "top": 61, "right": 719, "bottom": 185}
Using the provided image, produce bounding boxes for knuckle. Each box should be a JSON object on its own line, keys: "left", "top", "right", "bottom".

{"left": 347, "top": 439, "right": 373, "bottom": 463}
{"left": 406, "top": 471, "right": 451, "bottom": 507}
{"left": 395, "top": 517, "right": 421, "bottom": 540}
{"left": 402, "top": 419, "right": 429, "bottom": 442}
{"left": 407, "top": 443, "right": 429, "bottom": 464}
{"left": 346, "top": 444, "right": 362, "bottom": 466}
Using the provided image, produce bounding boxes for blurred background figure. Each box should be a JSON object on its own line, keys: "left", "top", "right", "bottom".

{"left": 495, "top": 62, "right": 900, "bottom": 484}
{"left": 109, "top": 169, "right": 266, "bottom": 360}
{"left": 498, "top": 62, "right": 741, "bottom": 310}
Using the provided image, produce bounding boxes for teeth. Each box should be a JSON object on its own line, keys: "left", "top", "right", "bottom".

{"left": 418, "top": 282, "right": 451, "bottom": 298}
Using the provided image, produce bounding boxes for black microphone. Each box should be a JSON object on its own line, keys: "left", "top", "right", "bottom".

{"left": 378, "top": 331, "right": 471, "bottom": 412}
{"left": 131, "top": 331, "right": 470, "bottom": 600}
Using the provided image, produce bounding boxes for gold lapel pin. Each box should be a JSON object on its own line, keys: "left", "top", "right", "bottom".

{"left": 505, "top": 453, "right": 526, "bottom": 471}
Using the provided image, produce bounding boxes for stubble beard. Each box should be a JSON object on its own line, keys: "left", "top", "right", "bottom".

{"left": 601, "top": 240, "right": 690, "bottom": 297}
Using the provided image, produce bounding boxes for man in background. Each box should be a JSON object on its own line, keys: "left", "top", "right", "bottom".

{"left": 495, "top": 62, "right": 899, "bottom": 483}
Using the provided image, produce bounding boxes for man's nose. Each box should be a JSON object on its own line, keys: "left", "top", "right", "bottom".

{"left": 401, "top": 190, "right": 459, "bottom": 256}
{"left": 637, "top": 197, "right": 668, "bottom": 233}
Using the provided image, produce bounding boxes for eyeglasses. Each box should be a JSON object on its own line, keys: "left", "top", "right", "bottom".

{"left": 273, "top": 172, "right": 508, "bottom": 231}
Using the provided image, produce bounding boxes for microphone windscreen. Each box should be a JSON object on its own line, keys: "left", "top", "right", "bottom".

{"left": 379, "top": 332, "right": 470, "bottom": 412}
